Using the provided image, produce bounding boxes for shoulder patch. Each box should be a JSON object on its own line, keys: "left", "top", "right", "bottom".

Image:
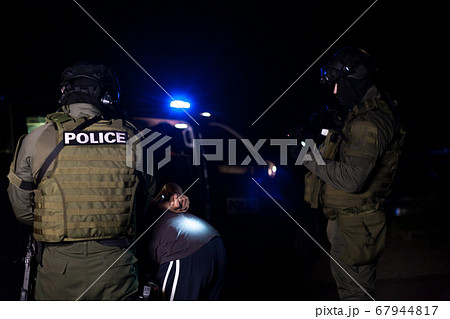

{"left": 349, "top": 121, "right": 378, "bottom": 146}
{"left": 345, "top": 121, "right": 380, "bottom": 162}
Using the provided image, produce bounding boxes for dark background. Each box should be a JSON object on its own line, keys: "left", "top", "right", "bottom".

{"left": 0, "top": 0, "right": 449, "bottom": 300}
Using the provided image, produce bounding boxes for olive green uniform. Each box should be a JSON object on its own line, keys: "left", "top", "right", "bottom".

{"left": 7, "top": 103, "right": 155, "bottom": 300}
{"left": 304, "top": 86, "right": 405, "bottom": 300}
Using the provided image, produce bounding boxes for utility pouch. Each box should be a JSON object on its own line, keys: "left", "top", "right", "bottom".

{"left": 337, "top": 209, "right": 386, "bottom": 266}
{"left": 304, "top": 171, "right": 323, "bottom": 209}
{"left": 304, "top": 130, "right": 341, "bottom": 209}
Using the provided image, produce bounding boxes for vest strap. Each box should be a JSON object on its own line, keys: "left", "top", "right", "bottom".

{"left": 35, "top": 115, "right": 102, "bottom": 187}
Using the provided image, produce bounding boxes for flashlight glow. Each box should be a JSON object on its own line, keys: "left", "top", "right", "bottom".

{"left": 170, "top": 215, "right": 209, "bottom": 240}
{"left": 178, "top": 216, "right": 206, "bottom": 233}
{"left": 268, "top": 163, "right": 277, "bottom": 177}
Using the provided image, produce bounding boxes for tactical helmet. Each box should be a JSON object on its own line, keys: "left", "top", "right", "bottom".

{"left": 320, "top": 47, "right": 376, "bottom": 106}
{"left": 59, "top": 63, "right": 121, "bottom": 107}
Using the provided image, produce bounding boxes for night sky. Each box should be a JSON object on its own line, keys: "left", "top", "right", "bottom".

{"left": 1, "top": 1, "right": 448, "bottom": 149}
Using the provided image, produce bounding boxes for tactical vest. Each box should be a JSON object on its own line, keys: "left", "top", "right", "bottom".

{"left": 305, "top": 98, "right": 405, "bottom": 213}
{"left": 304, "top": 129, "right": 341, "bottom": 208}
{"left": 33, "top": 112, "right": 139, "bottom": 242}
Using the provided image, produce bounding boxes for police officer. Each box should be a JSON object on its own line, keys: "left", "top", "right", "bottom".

{"left": 303, "top": 47, "right": 405, "bottom": 300}
{"left": 7, "top": 63, "right": 188, "bottom": 300}
{"left": 143, "top": 183, "right": 227, "bottom": 301}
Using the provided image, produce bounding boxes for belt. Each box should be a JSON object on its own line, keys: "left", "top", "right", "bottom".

{"left": 43, "top": 238, "right": 131, "bottom": 249}
{"left": 97, "top": 238, "right": 131, "bottom": 249}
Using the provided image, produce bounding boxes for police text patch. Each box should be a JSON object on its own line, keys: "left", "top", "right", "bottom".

{"left": 64, "top": 131, "right": 128, "bottom": 145}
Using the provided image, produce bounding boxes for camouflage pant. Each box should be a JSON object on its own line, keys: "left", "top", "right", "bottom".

{"left": 34, "top": 241, "right": 138, "bottom": 301}
{"left": 327, "top": 219, "right": 377, "bottom": 300}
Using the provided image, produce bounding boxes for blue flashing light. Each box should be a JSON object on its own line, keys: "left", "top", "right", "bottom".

{"left": 170, "top": 100, "right": 191, "bottom": 109}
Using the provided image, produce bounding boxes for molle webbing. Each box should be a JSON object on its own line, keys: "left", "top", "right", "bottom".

{"left": 33, "top": 114, "right": 137, "bottom": 242}
{"left": 35, "top": 115, "right": 102, "bottom": 186}
{"left": 321, "top": 151, "right": 398, "bottom": 210}
{"left": 304, "top": 129, "right": 342, "bottom": 209}
{"left": 321, "top": 99, "right": 402, "bottom": 210}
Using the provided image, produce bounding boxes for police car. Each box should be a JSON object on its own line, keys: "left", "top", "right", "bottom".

{"left": 129, "top": 100, "right": 284, "bottom": 223}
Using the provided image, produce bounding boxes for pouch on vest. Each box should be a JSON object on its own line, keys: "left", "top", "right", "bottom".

{"left": 337, "top": 209, "right": 386, "bottom": 266}
{"left": 304, "top": 129, "right": 342, "bottom": 209}
{"left": 304, "top": 172, "right": 322, "bottom": 209}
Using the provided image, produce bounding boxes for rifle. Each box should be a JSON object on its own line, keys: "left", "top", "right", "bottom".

{"left": 288, "top": 104, "right": 346, "bottom": 159}
{"left": 20, "top": 234, "right": 36, "bottom": 301}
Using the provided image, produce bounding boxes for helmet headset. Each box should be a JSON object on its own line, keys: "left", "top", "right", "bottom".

{"left": 320, "top": 47, "right": 376, "bottom": 84}
{"left": 320, "top": 47, "right": 376, "bottom": 107}
{"left": 59, "top": 63, "right": 121, "bottom": 107}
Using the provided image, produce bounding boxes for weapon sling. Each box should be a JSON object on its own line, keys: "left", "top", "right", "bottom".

{"left": 35, "top": 115, "right": 101, "bottom": 187}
